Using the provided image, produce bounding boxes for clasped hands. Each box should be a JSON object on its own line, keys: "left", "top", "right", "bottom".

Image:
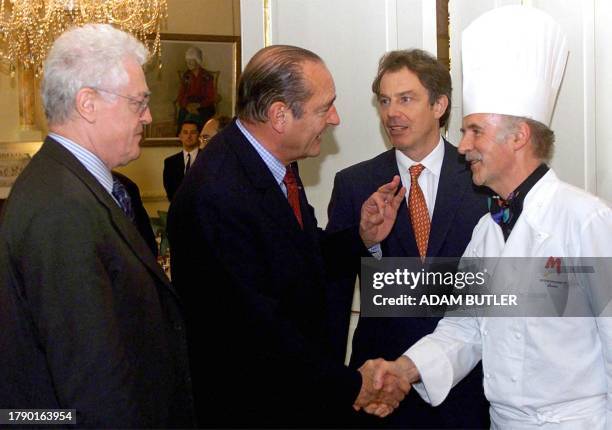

{"left": 353, "top": 356, "right": 420, "bottom": 418}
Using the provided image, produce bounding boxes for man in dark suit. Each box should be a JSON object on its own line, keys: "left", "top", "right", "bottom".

{"left": 163, "top": 119, "right": 200, "bottom": 201}
{"left": 0, "top": 24, "right": 194, "bottom": 428}
{"left": 167, "top": 45, "right": 409, "bottom": 428}
{"left": 326, "top": 49, "right": 490, "bottom": 428}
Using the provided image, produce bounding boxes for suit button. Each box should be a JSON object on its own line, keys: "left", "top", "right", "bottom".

{"left": 174, "top": 323, "right": 183, "bottom": 331}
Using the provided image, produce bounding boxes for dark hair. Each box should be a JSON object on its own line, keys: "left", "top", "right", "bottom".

{"left": 372, "top": 49, "right": 452, "bottom": 128}
{"left": 178, "top": 120, "right": 201, "bottom": 135}
{"left": 236, "top": 45, "right": 323, "bottom": 122}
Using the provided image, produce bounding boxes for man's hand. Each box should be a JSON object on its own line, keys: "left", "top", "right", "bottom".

{"left": 353, "top": 358, "right": 411, "bottom": 418}
{"left": 353, "top": 356, "right": 421, "bottom": 418}
{"left": 359, "top": 176, "right": 406, "bottom": 248}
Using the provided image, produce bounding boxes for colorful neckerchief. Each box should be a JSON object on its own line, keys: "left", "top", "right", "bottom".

{"left": 488, "top": 163, "right": 549, "bottom": 241}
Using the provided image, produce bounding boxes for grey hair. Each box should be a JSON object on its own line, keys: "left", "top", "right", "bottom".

{"left": 497, "top": 115, "right": 555, "bottom": 161}
{"left": 42, "top": 24, "right": 149, "bottom": 125}
{"left": 236, "top": 45, "right": 323, "bottom": 123}
{"left": 185, "top": 46, "right": 203, "bottom": 66}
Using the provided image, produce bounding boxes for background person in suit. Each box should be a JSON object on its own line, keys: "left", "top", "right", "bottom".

{"left": 0, "top": 24, "right": 194, "bottom": 428}
{"left": 167, "top": 44, "right": 409, "bottom": 428}
{"left": 198, "top": 115, "right": 232, "bottom": 148}
{"left": 326, "top": 49, "right": 489, "bottom": 428}
{"left": 163, "top": 119, "right": 200, "bottom": 201}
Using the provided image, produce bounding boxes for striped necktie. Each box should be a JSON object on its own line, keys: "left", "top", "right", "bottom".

{"left": 112, "top": 176, "right": 135, "bottom": 221}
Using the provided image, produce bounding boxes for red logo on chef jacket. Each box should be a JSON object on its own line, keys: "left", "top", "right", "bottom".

{"left": 545, "top": 257, "right": 561, "bottom": 274}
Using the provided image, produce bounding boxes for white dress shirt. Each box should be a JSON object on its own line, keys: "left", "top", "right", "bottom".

{"left": 183, "top": 148, "right": 199, "bottom": 173}
{"left": 369, "top": 136, "right": 445, "bottom": 258}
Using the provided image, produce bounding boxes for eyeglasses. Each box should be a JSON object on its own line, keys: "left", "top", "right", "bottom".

{"left": 92, "top": 87, "right": 151, "bottom": 115}
{"left": 199, "top": 134, "right": 211, "bottom": 145}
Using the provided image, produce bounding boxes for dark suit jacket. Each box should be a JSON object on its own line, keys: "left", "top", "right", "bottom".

{"left": 113, "top": 171, "right": 158, "bottom": 256}
{"left": 167, "top": 121, "right": 365, "bottom": 428}
{"left": 327, "top": 140, "right": 490, "bottom": 428}
{"left": 163, "top": 150, "right": 198, "bottom": 202}
{"left": 0, "top": 137, "right": 195, "bottom": 428}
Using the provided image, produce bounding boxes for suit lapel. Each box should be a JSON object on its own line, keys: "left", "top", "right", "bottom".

{"left": 176, "top": 152, "right": 185, "bottom": 181}
{"left": 42, "top": 138, "right": 175, "bottom": 293}
{"left": 427, "top": 140, "right": 471, "bottom": 257}
{"left": 372, "top": 150, "right": 418, "bottom": 257}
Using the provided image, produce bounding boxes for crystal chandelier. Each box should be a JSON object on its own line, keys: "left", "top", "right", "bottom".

{"left": 0, "top": 0, "right": 167, "bottom": 76}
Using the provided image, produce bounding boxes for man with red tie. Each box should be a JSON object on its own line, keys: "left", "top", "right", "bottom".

{"left": 167, "top": 45, "right": 409, "bottom": 427}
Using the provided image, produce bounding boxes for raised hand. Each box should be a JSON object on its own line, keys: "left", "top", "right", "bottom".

{"left": 359, "top": 175, "right": 406, "bottom": 248}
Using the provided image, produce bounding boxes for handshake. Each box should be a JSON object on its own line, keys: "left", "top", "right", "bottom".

{"left": 353, "top": 356, "right": 420, "bottom": 418}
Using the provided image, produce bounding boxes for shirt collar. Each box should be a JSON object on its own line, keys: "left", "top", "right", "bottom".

{"left": 48, "top": 132, "right": 114, "bottom": 194}
{"left": 183, "top": 148, "right": 199, "bottom": 158}
{"left": 235, "top": 118, "right": 286, "bottom": 186}
{"left": 395, "top": 135, "right": 444, "bottom": 176}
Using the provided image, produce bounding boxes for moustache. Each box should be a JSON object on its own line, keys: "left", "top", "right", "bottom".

{"left": 465, "top": 153, "right": 482, "bottom": 162}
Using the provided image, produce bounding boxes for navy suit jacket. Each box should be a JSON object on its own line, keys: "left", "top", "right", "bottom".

{"left": 327, "top": 140, "right": 490, "bottom": 428}
{"left": 163, "top": 149, "right": 199, "bottom": 201}
{"left": 167, "top": 121, "right": 365, "bottom": 428}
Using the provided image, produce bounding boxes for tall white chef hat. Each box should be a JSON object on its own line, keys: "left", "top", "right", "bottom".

{"left": 461, "top": 5, "right": 568, "bottom": 126}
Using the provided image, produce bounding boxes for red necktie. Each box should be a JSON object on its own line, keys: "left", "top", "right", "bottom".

{"left": 408, "top": 164, "right": 430, "bottom": 260}
{"left": 283, "top": 165, "right": 303, "bottom": 229}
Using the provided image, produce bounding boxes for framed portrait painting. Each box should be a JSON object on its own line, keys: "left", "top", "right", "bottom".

{"left": 143, "top": 33, "right": 241, "bottom": 146}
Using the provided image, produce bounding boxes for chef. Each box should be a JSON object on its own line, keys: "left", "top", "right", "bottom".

{"left": 364, "top": 5, "right": 612, "bottom": 429}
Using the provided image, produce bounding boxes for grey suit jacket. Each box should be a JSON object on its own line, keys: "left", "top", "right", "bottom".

{"left": 0, "top": 137, "right": 195, "bottom": 428}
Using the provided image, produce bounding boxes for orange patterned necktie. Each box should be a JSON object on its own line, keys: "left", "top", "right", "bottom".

{"left": 283, "top": 165, "right": 303, "bottom": 229}
{"left": 408, "top": 164, "right": 430, "bottom": 260}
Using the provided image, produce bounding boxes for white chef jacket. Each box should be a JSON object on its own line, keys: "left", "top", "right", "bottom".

{"left": 405, "top": 170, "right": 612, "bottom": 429}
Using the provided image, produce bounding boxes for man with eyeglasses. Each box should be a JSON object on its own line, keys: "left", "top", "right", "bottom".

{"left": 163, "top": 119, "right": 201, "bottom": 201}
{"left": 0, "top": 24, "right": 195, "bottom": 428}
{"left": 198, "top": 115, "right": 231, "bottom": 149}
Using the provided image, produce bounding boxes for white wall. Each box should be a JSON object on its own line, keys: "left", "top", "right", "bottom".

{"left": 595, "top": 0, "right": 612, "bottom": 202}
